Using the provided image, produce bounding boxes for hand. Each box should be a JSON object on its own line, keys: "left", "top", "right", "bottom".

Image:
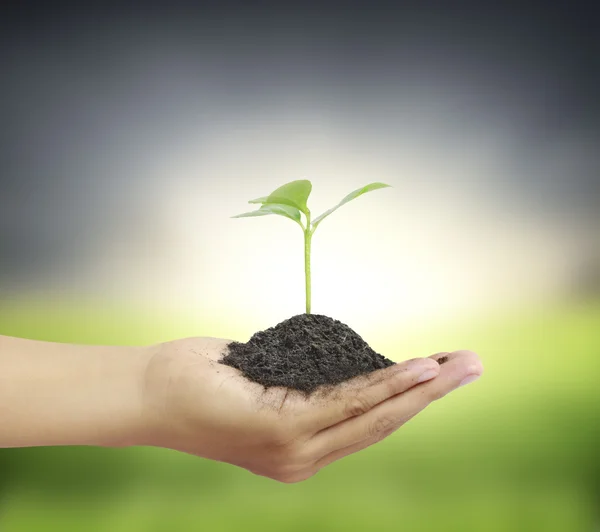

{"left": 141, "top": 338, "right": 483, "bottom": 483}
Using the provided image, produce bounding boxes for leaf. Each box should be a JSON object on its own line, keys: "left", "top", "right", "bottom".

{"left": 246, "top": 180, "right": 312, "bottom": 215}
{"left": 248, "top": 196, "right": 268, "bottom": 204}
{"left": 312, "top": 182, "right": 391, "bottom": 228}
{"left": 232, "top": 203, "right": 303, "bottom": 226}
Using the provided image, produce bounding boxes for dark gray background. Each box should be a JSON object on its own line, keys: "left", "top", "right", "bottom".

{"left": 1, "top": 1, "right": 598, "bottom": 292}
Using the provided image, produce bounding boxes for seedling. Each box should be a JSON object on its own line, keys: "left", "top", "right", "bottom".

{"left": 233, "top": 180, "right": 391, "bottom": 314}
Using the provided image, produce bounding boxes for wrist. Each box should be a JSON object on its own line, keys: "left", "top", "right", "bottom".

{"left": 98, "top": 344, "right": 158, "bottom": 448}
{"left": 135, "top": 341, "right": 188, "bottom": 450}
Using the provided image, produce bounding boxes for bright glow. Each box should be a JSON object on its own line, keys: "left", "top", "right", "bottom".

{"left": 83, "top": 104, "right": 587, "bottom": 330}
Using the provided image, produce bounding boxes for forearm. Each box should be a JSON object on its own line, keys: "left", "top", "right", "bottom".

{"left": 0, "top": 335, "right": 153, "bottom": 448}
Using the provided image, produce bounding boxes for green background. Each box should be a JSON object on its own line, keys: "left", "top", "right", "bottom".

{"left": 1, "top": 299, "right": 598, "bottom": 531}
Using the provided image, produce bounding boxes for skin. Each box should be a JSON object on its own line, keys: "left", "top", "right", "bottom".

{"left": 0, "top": 334, "right": 483, "bottom": 483}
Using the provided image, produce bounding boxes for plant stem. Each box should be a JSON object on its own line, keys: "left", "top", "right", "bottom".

{"left": 304, "top": 214, "right": 312, "bottom": 314}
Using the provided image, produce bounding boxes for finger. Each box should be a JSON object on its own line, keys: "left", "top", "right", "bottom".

{"left": 430, "top": 352, "right": 451, "bottom": 365}
{"left": 315, "top": 418, "right": 411, "bottom": 469}
{"left": 305, "top": 357, "right": 441, "bottom": 433}
{"left": 309, "top": 350, "right": 483, "bottom": 456}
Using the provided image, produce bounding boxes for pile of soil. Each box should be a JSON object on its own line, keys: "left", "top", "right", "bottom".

{"left": 220, "top": 314, "right": 395, "bottom": 394}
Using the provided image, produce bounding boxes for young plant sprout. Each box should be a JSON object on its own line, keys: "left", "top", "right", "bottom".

{"left": 233, "top": 180, "right": 391, "bottom": 314}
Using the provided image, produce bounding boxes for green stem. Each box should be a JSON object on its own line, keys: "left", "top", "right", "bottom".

{"left": 304, "top": 214, "right": 312, "bottom": 314}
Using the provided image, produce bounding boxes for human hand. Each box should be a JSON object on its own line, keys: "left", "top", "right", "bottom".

{"left": 141, "top": 338, "right": 483, "bottom": 483}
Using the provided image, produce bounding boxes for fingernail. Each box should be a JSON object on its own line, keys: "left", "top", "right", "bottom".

{"left": 417, "top": 369, "right": 439, "bottom": 383}
{"left": 458, "top": 374, "right": 480, "bottom": 387}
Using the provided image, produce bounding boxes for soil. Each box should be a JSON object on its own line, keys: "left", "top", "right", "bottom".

{"left": 220, "top": 314, "right": 395, "bottom": 394}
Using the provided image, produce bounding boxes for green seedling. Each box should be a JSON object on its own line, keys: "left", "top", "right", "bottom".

{"left": 233, "top": 180, "right": 391, "bottom": 314}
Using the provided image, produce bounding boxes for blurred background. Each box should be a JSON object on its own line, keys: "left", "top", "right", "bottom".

{"left": 0, "top": 1, "right": 598, "bottom": 530}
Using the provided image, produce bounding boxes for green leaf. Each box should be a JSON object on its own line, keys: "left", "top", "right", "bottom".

{"left": 247, "top": 180, "right": 312, "bottom": 215}
{"left": 232, "top": 203, "right": 303, "bottom": 226}
{"left": 248, "top": 196, "right": 269, "bottom": 204}
{"left": 312, "top": 182, "right": 391, "bottom": 229}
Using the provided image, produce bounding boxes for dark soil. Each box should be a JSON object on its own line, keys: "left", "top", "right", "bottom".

{"left": 220, "top": 314, "right": 395, "bottom": 394}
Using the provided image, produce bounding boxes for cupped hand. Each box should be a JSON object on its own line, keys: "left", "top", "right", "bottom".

{"left": 141, "top": 338, "right": 483, "bottom": 483}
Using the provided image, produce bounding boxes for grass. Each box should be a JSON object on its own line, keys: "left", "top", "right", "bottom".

{"left": 0, "top": 298, "right": 598, "bottom": 531}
